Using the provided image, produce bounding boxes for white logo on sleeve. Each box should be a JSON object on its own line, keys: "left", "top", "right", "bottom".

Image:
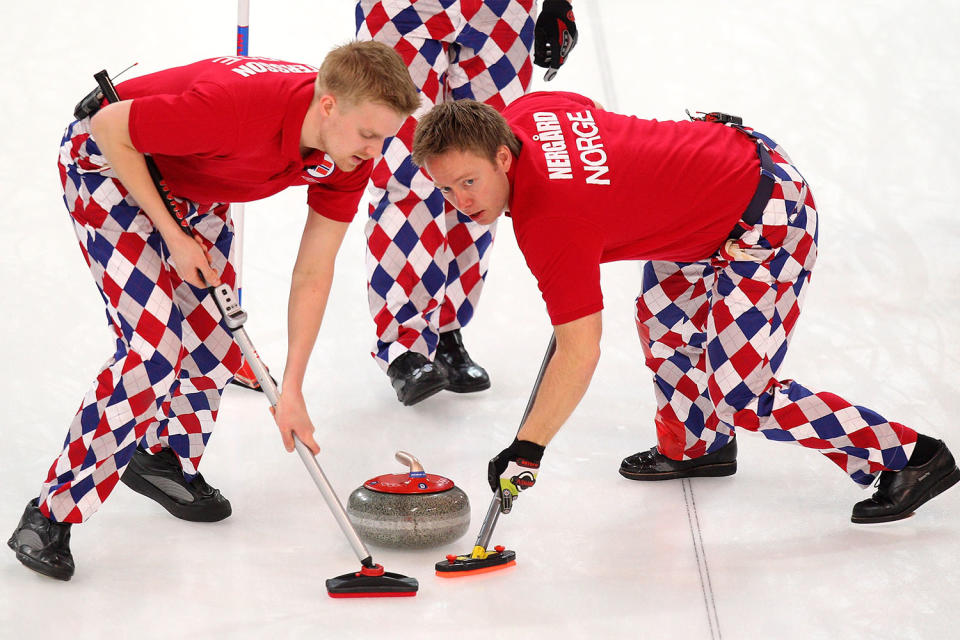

{"left": 303, "top": 154, "right": 336, "bottom": 182}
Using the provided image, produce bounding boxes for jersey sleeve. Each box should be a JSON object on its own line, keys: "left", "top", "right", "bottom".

{"left": 306, "top": 159, "right": 373, "bottom": 223}
{"left": 128, "top": 81, "right": 239, "bottom": 157}
{"left": 516, "top": 217, "right": 605, "bottom": 325}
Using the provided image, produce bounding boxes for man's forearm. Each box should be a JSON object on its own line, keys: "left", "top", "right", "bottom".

{"left": 89, "top": 101, "right": 187, "bottom": 246}
{"left": 281, "top": 213, "right": 349, "bottom": 395}
{"left": 515, "top": 313, "right": 602, "bottom": 446}
{"left": 282, "top": 264, "right": 334, "bottom": 395}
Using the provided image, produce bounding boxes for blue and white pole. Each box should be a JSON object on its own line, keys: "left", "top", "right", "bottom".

{"left": 233, "top": 0, "right": 249, "bottom": 300}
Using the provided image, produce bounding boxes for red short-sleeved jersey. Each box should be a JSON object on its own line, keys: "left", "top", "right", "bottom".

{"left": 115, "top": 56, "right": 371, "bottom": 222}
{"left": 502, "top": 91, "right": 761, "bottom": 325}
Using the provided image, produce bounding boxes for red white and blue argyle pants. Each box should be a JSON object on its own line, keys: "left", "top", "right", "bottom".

{"left": 635, "top": 131, "right": 917, "bottom": 486}
{"left": 357, "top": 0, "right": 534, "bottom": 368}
{"left": 38, "top": 118, "right": 242, "bottom": 523}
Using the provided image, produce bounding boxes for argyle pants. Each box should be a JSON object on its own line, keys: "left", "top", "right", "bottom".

{"left": 357, "top": 0, "right": 535, "bottom": 368}
{"left": 39, "top": 118, "right": 242, "bottom": 523}
{"left": 635, "top": 131, "right": 917, "bottom": 486}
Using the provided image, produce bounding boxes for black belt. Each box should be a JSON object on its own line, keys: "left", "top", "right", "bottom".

{"left": 729, "top": 144, "right": 775, "bottom": 240}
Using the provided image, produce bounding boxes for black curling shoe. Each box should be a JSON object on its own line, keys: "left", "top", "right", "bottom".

{"left": 8, "top": 499, "right": 75, "bottom": 581}
{"left": 387, "top": 352, "right": 449, "bottom": 406}
{"left": 121, "top": 448, "right": 232, "bottom": 522}
{"left": 620, "top": 438, "right": 738, "bottom": 481}
{"left": 436, "top": 329, "right": 490, "bottom": 393}
{"left": 851, "top": 439, "right": 960, "bottom": 524}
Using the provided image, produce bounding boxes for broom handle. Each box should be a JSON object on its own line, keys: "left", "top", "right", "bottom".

{"left": 474, "top": 493, "right": 504, "bottom": 551}
{"left": 476, "top": 333, "right": 557, "bottom": 550}
{"left": 231, "top": 326, "right": 375, "bottom": 567}
{"left": 519, "top": 333, "right": 557, "bottom": 429}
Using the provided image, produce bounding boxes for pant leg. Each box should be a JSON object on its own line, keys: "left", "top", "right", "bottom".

{"left": 437, "top": 0, "right": 535, "bottom": 331}
{"left": 41, "top": 119, "right": 185, "bottom": 523}
{"left": 40, "top": 119, "right": 239, "bottom": 522}
{"left": 358, "top": 0, "right": 457, "bottom": 368}
{"left": 635, "top": 261, "right": 734, "bottom": 460}
{"left": 357, "top": 0, "right": 535, "bottom": 368}
{"left": 701, "top": 136, "right": 917, "bottom": 486}
{"left": 140, "top": 204, "right": 242, "bottom": 479}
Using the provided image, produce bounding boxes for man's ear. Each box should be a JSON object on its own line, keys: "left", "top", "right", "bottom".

{"left": 496, "top": 144, "right": 513, "bottom": 172}
{"left": 315, "top": 93, "right": 336, "bottom": 117}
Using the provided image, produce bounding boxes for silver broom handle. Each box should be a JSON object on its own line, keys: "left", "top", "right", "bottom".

{"left": 476, "top": 332, "right": 558, "bottom": 549}
{"left": 230, "top": 323, "right": 374, "bottom": 566}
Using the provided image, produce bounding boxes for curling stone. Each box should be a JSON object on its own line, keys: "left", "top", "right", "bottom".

{"left": 347, "top": 451, "right": 470, "bottom": 549}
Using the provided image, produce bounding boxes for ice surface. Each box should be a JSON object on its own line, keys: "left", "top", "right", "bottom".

{"left": 1, "top": 2, "right": 958, "bottom": 638}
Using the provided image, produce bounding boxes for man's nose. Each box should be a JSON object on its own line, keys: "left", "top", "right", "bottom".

{"left": 455, "top": 190, "right": 472, "bottom": 210}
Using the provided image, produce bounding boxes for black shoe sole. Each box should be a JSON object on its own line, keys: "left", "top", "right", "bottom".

{"left": 12, "top": 550, "right": 74, "bottom": 581}
{"left": 121, "top": 468, "right": 232, "bottom": 523}
{"left": 619, "top": 461, "right": 737, "bottom": 481}
{"left": 397, "top": 379, "right": 449, "bottom": 406}
{"left": 445, "top": 379, "right": 491, "bottom": 394}
{"left": 851, "top": 466, "right": 960, "bottom": 524}
{"left": 7, "top": 538, "right": 73, "bottom": 581}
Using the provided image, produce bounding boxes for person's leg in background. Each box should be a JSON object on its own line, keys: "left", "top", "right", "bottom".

{"left": 357, "top": 0, "right": 534, "bottom": 405}
{"left": 430, "top": 0, "right": 535, "bottom": 393}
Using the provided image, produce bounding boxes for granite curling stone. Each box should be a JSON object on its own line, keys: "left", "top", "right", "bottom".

{"left": 347, "top": 451, "right": 470, "bottom": 549}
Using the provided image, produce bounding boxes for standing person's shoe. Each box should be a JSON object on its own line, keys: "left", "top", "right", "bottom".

{"left": 7, "top": 499, "right": 75, "bottom": 581}
{"left": 619, "top": 438, "right": 738, "bottom": 480}
{"left": 851, "top": 438, "right": 960, "bottom": 524}
{"left": 436, "top": 329, "right": 490, "bottom": 393}
{"left": 387, "top": 352, "right": 449, "bottom": 406}
{"left": 121, "top": 448, "right": 232, "bottom": 522}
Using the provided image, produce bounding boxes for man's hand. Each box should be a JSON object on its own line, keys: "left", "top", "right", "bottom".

{"left": 534, "top": 0, "right": 578, "bottom": 81}
{"left": 488, "top": 438, "right": 546, "bottom": 511}
{"left": 166, "top": 231, "right": 221, "bottom": 289}
{"left": 270, "top": 389, "right": 321, "bottom": 455}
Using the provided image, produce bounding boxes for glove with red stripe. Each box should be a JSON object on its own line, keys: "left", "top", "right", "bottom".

{"left": 488, "top": 438, "right": 546, "bottom": 512}
{"left": 534, "top": 0, "right": 578, "bottom": 81}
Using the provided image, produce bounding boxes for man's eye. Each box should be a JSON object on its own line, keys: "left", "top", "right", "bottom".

{"left": 464, "top": 179, "right": 475, "bottom": 187}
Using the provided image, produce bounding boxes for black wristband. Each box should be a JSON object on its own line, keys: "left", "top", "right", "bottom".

{"left": 510, "top": 438, "right": 546, "bottom": 464}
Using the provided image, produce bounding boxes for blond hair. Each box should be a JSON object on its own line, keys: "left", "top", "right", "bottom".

{"left": 315, "top": 41, "right": 420, "bottom": 116}
{"left": 412, "top": 100, "right": 521, "bottom": 167}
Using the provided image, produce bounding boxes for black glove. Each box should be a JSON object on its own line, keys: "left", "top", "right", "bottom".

{"left": 488, "top": 438, "right": 546, "bottom": 512}
{"left": 534, "top": 0, "right": 578, "bottom": 81}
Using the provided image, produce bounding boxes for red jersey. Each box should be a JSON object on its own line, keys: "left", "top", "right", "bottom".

{"left": 503, "top": 91, "right": 761, "bottom": 324}
{"left": 116, "top": 56, "right": 371, "bottom": 222}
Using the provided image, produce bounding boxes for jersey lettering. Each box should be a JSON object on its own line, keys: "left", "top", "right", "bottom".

{"left": 566, "top": 111, "right": 610, "bottom": 185}
{"left": 209, "top": 56, "right": 319, "bottom": 78}
{"left": 533, "top": 112, "right": 573, "bottom": 180}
